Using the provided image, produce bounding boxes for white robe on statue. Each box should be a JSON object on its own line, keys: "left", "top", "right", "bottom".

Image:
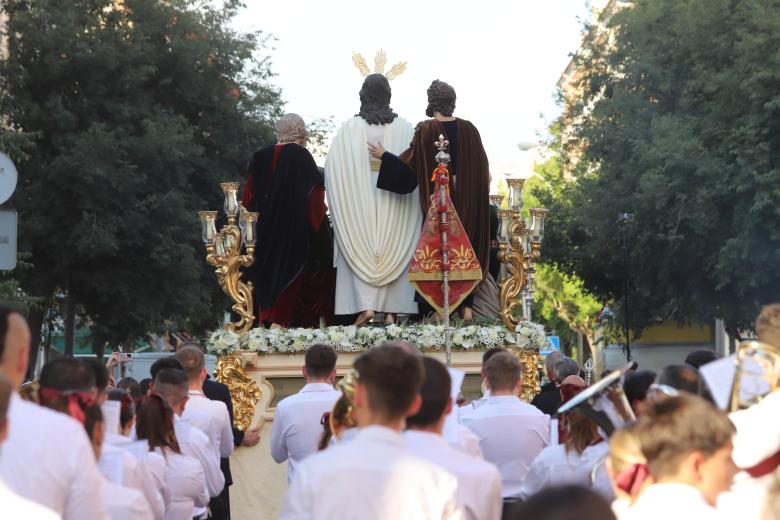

{"left": 325, "top": 116, "right": 421, "bottom": 315}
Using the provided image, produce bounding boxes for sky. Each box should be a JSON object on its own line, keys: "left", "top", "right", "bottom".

{"left": 233, "top": 0, "right": 595, "bottom": 178}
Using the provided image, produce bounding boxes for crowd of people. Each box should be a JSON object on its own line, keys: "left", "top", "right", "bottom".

{"left": 0, "top": 304, "right": 260, "bottom": 519}
{"left": 271, "top": 304, "right": 780, "bottom": 519}
{"left": 0, "top": 302, "right": 779, "bottom": 519}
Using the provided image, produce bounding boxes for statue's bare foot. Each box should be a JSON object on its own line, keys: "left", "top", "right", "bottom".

{"left": 462, "top": 307, "right": 474, "bottom": 323}
{"left": 385, "top": 313, "right": 396, "bottom": 325}
{"left": 355, "top": 310, "right": 375, "bottom": 326}
{"left": 270, "top": 323, "right": 284, "bottom": 330}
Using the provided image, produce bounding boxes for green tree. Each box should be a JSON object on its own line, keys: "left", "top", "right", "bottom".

{"left": 521, "top": 125, "right": 604, "bottom": 360}
{"left": 1, "top": 0, "right": 283, "bottom": 358}
{"left": 543, "top": 0, "right": 780, "bottom": 335}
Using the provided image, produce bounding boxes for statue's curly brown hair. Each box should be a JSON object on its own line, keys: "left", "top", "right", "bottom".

{"left": 425, "top": 79, "right": 456, "bottom": 117}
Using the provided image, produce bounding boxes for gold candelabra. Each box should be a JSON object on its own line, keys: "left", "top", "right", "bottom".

{"left": 198, "top": 183, "right": 258, "bottom": 336}
{"left": 198, "top": 182, "right": 262, "bottom": 431}
{"left": 495, "top": 178, "right": 548, "bottom": 401}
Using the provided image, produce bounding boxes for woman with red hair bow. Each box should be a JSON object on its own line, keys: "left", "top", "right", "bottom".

{"left": 518, "top": 376, "right": 611, "bottom": 500}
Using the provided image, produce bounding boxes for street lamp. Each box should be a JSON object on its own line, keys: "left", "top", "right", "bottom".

{"left": 616, "top": 212, "right": 635, "bottom": 361}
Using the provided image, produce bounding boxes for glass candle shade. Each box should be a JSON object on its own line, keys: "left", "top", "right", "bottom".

{"left": 214, "top": 232, "right": 226, "bottom": 257}
{"left": 221, "top": 182, "right": 240, "bottom": 218}
{"left": 489, "top": 194, "right": 505, "bottom": 208}
{"left": 529, "top": 208, "right": 549, "bottom": 242}
{"left": 506, "top": 178, "right": 525, "bottom": 211}
{"left": 522, "top": 227, "right": 532, "bottom": 254}
{"left": 240, "top": 211, "right": 258, "bottom": 246}
{"left": 198, "top": 211, "right": 218, "bottom": 244}
{"left": 497, "top": 209, "right": 510, "bottom": 242}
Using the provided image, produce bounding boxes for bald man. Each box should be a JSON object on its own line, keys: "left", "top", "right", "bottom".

{"left": 0, "top": 306, "right": 109, "bottom": 519}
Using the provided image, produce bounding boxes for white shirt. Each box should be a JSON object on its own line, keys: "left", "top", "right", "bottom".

{"left": 620, "top": 483, "right": 722, "bottom": 519}
{"left": 281, "top": 425, "right": 462, "bottom": 520}
{"left": 157, "top": 448, "right": 209, "bottom": 520}
{"left": 0, "top": 393, "right": 110, "bottom": 519}
{"left": 270, "top": 382, "right": 341, "bottom": 482}
{"left": 104, "top": 434, "right": 169, "bottom": 520}
{"left": 136, "top": 451, "right": 170, "bottom": 520}
{"left": 405, "top": 430, "right": 502, "bottom": 520}
{"left": 461, "top": 395, "right": 550, "bottom": 497}
{"left": 0, "top": 478, "right": 60, "bottom": 519}
{"left": 518, "top": 442, "right": 609, "bottom": 499}
{"left": 174, "top": 415, "right": 224, "bottom": 497}
{"left": 184, "top": 390, "right": 234, "bottom": 459}
{"left": 102, "top": 479, "right": 153, "bottom": 520}
{"left": 451, "top": 424, "right": 484, "bottom": 459}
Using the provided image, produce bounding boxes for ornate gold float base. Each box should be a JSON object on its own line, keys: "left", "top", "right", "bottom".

{"left": 214, "top": 354, "right": 262, "bottom": 431}
{"left": 509, "top": 346, "right": 541, "bottom": 402}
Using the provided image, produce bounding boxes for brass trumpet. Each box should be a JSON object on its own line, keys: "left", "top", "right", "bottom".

{"left": 729, "top": 340, "right": 780, "bottom": 412}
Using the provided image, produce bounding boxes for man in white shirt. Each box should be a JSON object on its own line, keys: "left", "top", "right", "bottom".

{"left": 271, "top": 343, "right": 341, "bottom": 481}
{"left": 458, "top": 347, "right": 504, "bottom": 420}
{"left": 0, "top": 368, "right": 60, "bottom": 519}
{"left": 622, "top": 393, "right": 738, "bottom": 519}
{"left": 281, "top": 342, "right": 461, "bottom": 519}
{"left": 405, "top": 357, "right": 502, "bottom": 520}
{"left": 461, "top": 350, "right": 550, "bottom": 498}
{"left": 154, "top": 368, "right": 225, "bottom": 514}
{"left": 176, "top": 346, "right": 234, "bottom": 459}
{"left": 0, "top": 308, "right": 110, "bottom": 519}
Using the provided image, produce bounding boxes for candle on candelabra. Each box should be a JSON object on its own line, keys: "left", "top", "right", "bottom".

{"left": 198, "top": 211, "right": 218, "bottom": 244}
{"left": 239, "top": 210, "right": 258, "bottom": 245}
{"left": 530, "top": 208, "right": 549, "bottom": 243}
{"left": 506, "top": 178, "right": 525, "bottom": 212}
{"left": 497, "top": 209, "right": 510, "bottom": 242}
{"left": 221, "top": 182, "right": 240, "bottom": 220}
{"left": 489, "top": 194, "right": 505, "bottom": 208}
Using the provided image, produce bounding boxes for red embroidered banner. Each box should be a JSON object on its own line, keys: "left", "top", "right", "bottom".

{"left": 408, "top": 164, "right": 482, "bottom": 314}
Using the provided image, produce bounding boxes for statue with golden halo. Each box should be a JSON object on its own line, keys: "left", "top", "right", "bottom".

{"left": 325, "top": 50, "right": 421, "bottom": 326}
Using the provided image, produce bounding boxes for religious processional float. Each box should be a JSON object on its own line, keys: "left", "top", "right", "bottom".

{"left": 197, "top": 89, "right": 549, "bottom": 433}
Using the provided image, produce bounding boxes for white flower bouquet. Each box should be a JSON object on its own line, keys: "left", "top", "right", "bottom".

{"left": 206, "top": 322, "right": 536, "bottom": 355}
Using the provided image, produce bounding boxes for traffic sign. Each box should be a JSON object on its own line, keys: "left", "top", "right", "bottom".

{"left": 541, "top": 336, "right": 560, "bottom": 356}
{"left": 0, "top": 153, "right": 18, "bottom": 205}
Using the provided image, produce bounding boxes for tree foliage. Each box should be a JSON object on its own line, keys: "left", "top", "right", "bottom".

{"left": 0, "top": 0, "right": 283, "bottom": 347}
{"left": 541, "top": 0, "right": 780, "bottom": 334}
{"left": 522, "top": 125, "right": 604, "bottom": 357}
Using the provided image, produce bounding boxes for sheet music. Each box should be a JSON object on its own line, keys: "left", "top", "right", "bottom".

{"left": 98, "top": 448, "right": 125, "bottom": 485}
{"left": 101, "top": 400, "right": 121, "bottom": 436}
{"left": 443, "top": 368, "right": 465, "bottom": 443}
{"left": 700, "top": 354, "right": 737, "bottom": 410}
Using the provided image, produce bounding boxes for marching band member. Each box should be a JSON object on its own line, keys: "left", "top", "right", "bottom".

{"left": 461, "top": 351, "right": 550, "bottom": 498}
{"left": 281, "top": 343, "right": 460, "bottom": 519}
{"left": 405, "top": 357, "right": 502, "bottom": 520}
{"left": 519, "top": 375, "right": 610, "bottom": 500}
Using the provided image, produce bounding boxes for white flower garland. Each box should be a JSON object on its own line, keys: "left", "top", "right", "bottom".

{"left": 207, "top": 321, "right": 546, "bottom": 356}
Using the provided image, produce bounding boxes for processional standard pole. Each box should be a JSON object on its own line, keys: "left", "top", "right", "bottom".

{"left": 434, "top": 135, "right": 453, "bottom": 367}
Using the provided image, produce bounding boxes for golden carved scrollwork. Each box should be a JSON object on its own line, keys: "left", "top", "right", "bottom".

{"left": 509, "top": 346, "right": 543, "bottom": 402}
{"left": 496, "top": 185, "right": 548, "bottom": 402}
{"left": 498, "top": 211, "right": 529, "bottom": 331}
{"left": 205, "top": 227, "right": 256, "bottom": 336}
{"left": 214, "top": 354, "right": 262, "bottom": 432}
